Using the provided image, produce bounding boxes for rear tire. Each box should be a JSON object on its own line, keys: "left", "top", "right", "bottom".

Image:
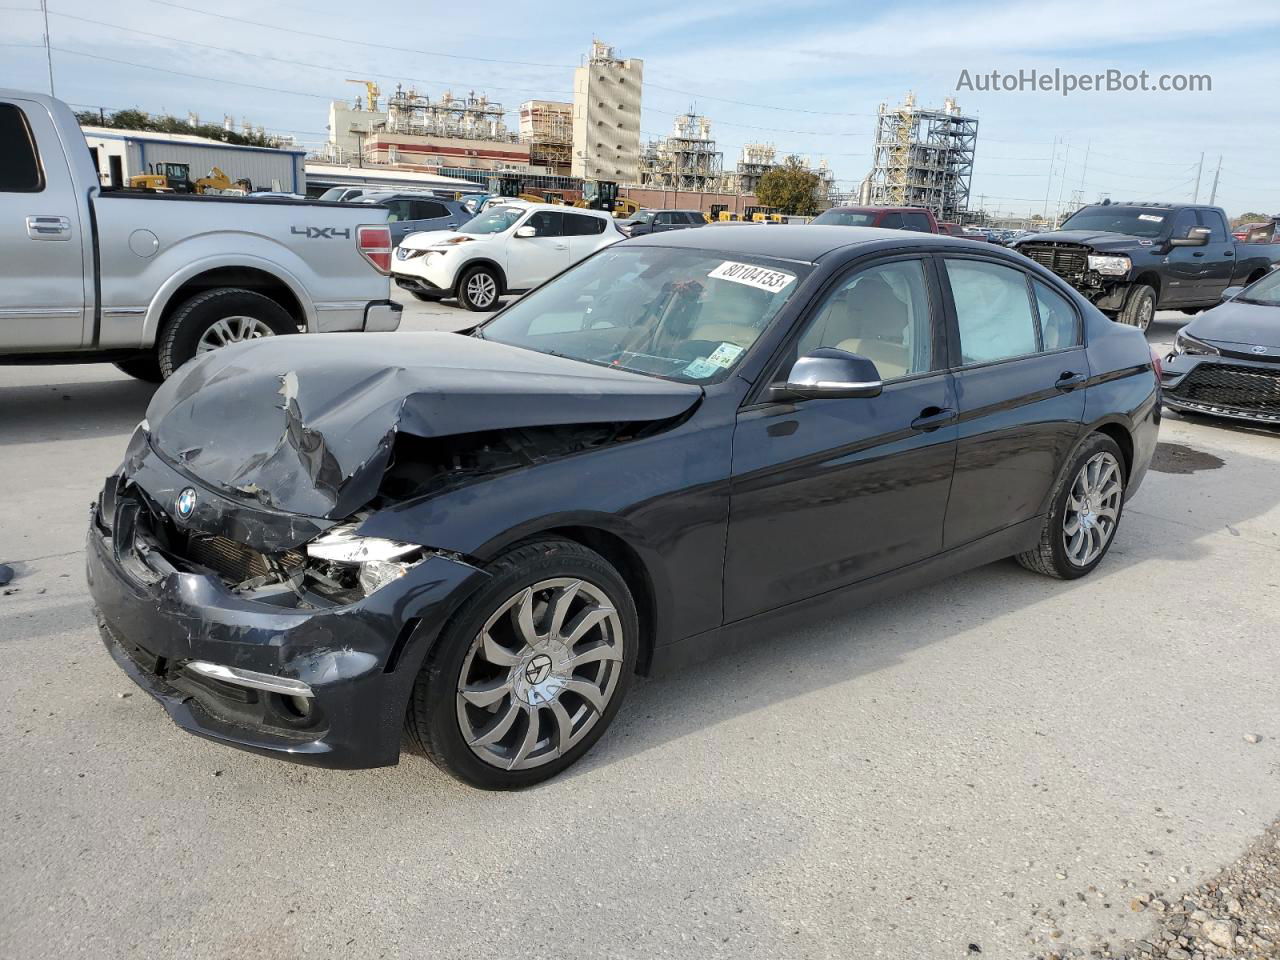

{"left": 1118, "top": 283, "right": 1156, "bottom": 332}
{"left": 1016, "top": 433, "right": 1127, "bottom": 580}
{"left": 113, "top": 354, "right": 163, "bottom": 383}
{"left": 406, "top": 538, "right": 638, "bottom": 789}
{"left": 157, "top": 288, "right": 297, "bottom": 378}
{"left": 456, "top": 265, "right": 501, "bottom": 312}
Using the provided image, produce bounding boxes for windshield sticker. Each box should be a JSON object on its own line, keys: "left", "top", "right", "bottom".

{"left": 683, "top": 357, "right": 721, "bottom": 378}
{"left": 709, "top": 260, "right": 796, "bottom": 293}
{"left": 1137, "top": 214, "right": 1165, "bottom": 223}
{"left": 706, "top": 342, "right": 745, "bottom": 368}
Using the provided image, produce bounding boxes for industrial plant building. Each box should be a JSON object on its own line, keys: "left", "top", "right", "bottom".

{"left": 866, "top": 93, "right": 977, "bottom": 222}
{"left": 571, "top": 40, "right": 643, "bottom": 183}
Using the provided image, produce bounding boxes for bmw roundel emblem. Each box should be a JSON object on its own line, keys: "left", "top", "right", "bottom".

{"left": 176, "top": 487, "right": 197, "bottom": 519}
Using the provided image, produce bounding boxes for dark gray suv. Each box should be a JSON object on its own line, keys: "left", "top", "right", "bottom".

{"left": 618, "top": 209, "right": 706, "bottom": 237}
{"left": 355, "top": 192, "right": 472, "bottom": 245}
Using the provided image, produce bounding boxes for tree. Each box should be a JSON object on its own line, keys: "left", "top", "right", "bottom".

{"left": 1232, "top": 211, "right": 1271, "bottom": 227}
{"left": 755, "top": 156, "right": 822, "bottom": 216}
{"left": 74, "top": 109, "right": 285, "bottom": 148}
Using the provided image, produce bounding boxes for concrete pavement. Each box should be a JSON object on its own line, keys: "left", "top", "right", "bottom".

{"left": 1, "top": 300, "right": 1277, "bottom": 960}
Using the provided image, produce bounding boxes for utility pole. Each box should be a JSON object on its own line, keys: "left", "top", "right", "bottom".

{"left": 40, "top": 0, "right": 54, "bottom": 96}
{"left": 1042, "top": 136, "right": 1058, "bottom": 223}
{"left": 1192, "top": 152, "right": 1204, "bottom": 202}
{"left": 1055, "top": 143, "right": 1071, "bottom": 227}
{"left": 1077, "top": 139, "right": 1090, "bottom": 193}
{"left": 1208, "top": 154, "right": 1223, "bottom": 205}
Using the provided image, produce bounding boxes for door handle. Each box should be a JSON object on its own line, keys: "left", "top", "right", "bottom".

{"left": 554, "top": 243, "right": 568, "bottom": 250}
{"left": 26, "top": 215, "right": 71, "bottom": 240}
{"left": 447, "top": 222, "right": 458, "bottom": 228}
{"left": 1192, "top": 251, "right": 1205, "bottom": 257}
{"left": 910, "top": 407, "right": 956, "bottom": 432}
{"left": 1055, "top": 371, "right": 1087, "bottom": 391}
{"left": 1224, "top": 250, "right": 1234, "bottom": 256}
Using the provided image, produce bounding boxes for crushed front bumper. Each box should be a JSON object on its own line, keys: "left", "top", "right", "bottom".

{"left": 1161, "top": 351, "right": 1280, "bottom": 425}
{"left": 86, "top": 484, "right": 488, "bottom": 769}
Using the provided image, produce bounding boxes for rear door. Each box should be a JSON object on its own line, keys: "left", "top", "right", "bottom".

{"left": 506, "top": 210, "right": 570, "bottom": 290}
{"left": 938, "top": 256, "right": 1087, "bottom": 549}
{"left": 1196, "top": 208, "right": 1236, "bottom": 301}
{"left": 410, "top": 198, "right": 461, "bottom": 235}
{"left": 563, "top": 212, "right": 610, "bottom": 262}
{"left": 0, "top": 98, "right": 88, "bottom": 349}
{"left": 382, "top": 198, "right": 415, "bottom": 245}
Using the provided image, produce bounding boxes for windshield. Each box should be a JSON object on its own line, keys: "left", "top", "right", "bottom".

{"left": 1059, "top": 206, "right": 1170, "bottom": 238}
{"left": 811, "top": 210, "right": 876, "bottom": 227}
{"left": 1238, "top": 270, "right": 1280, "bottom": 305}
{"left": 479, "top": 246, "right": 811, "bottom": 383}
{"left": 459, "top": 205, "right": 524, "bottom": 235}
{"left": 630, "top": 210, "right": 655, "bottom": 224}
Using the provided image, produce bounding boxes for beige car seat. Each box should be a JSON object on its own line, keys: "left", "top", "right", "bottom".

{"left": 814, "top": 274, "right": 912, "bottom": 379}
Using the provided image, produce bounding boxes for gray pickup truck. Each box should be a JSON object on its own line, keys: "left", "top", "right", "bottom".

{"left": 0, "top": 89, "right": 400, "bottom": 380}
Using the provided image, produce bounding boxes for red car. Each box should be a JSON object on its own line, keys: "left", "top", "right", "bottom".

{"left": 811, "top": 205, "right": 939, "bottom": 232}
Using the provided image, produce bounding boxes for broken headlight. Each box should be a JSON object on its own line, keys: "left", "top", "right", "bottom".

{"left": 306, "top": 523, "right": 423, "bottom": 597}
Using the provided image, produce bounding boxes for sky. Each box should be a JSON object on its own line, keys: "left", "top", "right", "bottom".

{"left": 4, "top": 0, "right": 1280, "bottom": 218}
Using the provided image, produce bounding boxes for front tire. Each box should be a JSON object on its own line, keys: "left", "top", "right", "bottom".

{"left": 1118, "top": 283, "right": 1156, "bottom": 332}
{"left": 1016, "top": 434, "right": 1127, "bottom": 580}
{"left": 406, "top": 538, "right": 638, "bottom": 789}
{"left": 456, "top": 264, "right": 501, "bottom": 312}
{"left": 113, "top": 354, "right": 163, "bottom": 382}
{"left": 157, "top": 288, "right": 297, "bottom": 378}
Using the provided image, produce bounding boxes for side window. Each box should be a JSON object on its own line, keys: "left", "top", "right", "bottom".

{"left": 879, "top": 212, "right": 904, "bottom": 229}
{"left": 1032, "top": 279, "right": 1080, "bottom": 350}
{"left": 1197, "top": 209, "right": 1228, "bottom": 242}
{"left": 793, "top": 259, "right": 934, "bottom": 381}
{"left": 944, "top": 259, "right": 1038, "bottom": 364}
{"left": 525, "top": 211, "right": 563, "bottom": 236}
{"left": 681, "top": 212, "right": 701, "bottom": 224}
{"left": 1169, "top": 208, "right": 1198, "bottom": 240}
{"left": 414, "top": 200, "right": 449, "bottom": 219}
{"left": 384, "top": 200, "right": 410, "bottom": 222}
{"left": 655, "top": 212, "right": 675, "bottom": 225}
{"left": 901, "top": 212, "right": 932, "bottom": 232}
{"left": 0, "top": 103, "right": 45, "bottom": 192}
{"left": 564, "top": 213, "right": 606, "bottom": 235}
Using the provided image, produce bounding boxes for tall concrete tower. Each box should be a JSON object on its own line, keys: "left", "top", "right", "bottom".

{"left": 572, "top": 40, "right": 643, "bottom": 183}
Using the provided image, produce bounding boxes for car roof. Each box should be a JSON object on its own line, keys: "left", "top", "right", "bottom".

{"left": 625, "top": 223, "right": 980, "bottom": 261}
{"left": 825, "top": 205, "right": 933, "bottom": 214}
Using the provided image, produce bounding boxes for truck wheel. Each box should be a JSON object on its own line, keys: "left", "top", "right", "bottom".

{"left": 113, "top": 355, "right": 163, "bottom": 383}
{"left": 157, "top": 288, "right": 297, "bottom": 378}
{"left": 456, "top": 265, "right": 501, "bottom": 312}
{"left": 1118, "top": 284, "right": 1156, "bottom": 332}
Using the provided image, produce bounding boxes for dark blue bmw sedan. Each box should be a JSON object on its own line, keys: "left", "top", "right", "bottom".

{"left": 88, "top": 225, "right": 1160, "bottom": 788}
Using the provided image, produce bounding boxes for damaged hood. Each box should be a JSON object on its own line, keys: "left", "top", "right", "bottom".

{"left": 146, "top": 332, "right": 702, "bottom": 519}
{"left": 1015, "top": 230, "right": 1150, "bottom": 252}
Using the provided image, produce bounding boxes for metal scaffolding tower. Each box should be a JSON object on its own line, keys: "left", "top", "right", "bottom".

{"left": 639, "top": 113, "right": 725, "bottom": 191}
{"left": 518, "top": 100, "right": 572, "bottom": 174}
{"left": 868, "top": 93, "right": 977, "bottom": 221}
{"left": 383, "top": 84, "right": 511, "bottom": 141}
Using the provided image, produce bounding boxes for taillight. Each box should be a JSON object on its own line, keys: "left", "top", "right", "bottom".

{"left": 1149, "top": 344, "right": 1163, "bottom": 379}
{"left": 357, "top": 225, "right": 392, "bottom": 274}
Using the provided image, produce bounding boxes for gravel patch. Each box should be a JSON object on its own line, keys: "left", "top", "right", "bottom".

{"left": 1033, "top": 817, "right": 1280, "bottom": 959}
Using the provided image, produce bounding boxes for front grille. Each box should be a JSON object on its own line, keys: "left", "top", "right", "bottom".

{"left": 1171, "top": 363, "right": 1280, "bottom": 417}
{"left": 1019, "top": 243, "right": 1089, "bottom": 277}
{"left": 185, "top": 535, "right": 305, "bottom": 585}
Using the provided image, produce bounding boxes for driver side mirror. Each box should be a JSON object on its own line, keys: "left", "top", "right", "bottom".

{"left": 1169, "top": 226, "right": 1211, "bottom": 247}
{"left": 1221, "top": 285, "right": 1245, "bottom": 302}
{"left": 515, "top": 225, "right": 537, "bottom": 238}
{"left": 767, "top": 348, "right": 883, "bottom": 401}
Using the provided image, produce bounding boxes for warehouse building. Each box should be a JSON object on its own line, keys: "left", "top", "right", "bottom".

{"left": 81, "top": 127, "right": 306, "bottom": 194}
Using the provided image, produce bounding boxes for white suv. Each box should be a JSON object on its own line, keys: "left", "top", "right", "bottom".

{"left": 392, "top": 202, "right": 622, "bottom": 311}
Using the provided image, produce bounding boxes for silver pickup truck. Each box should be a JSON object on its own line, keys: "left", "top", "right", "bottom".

{"left": 0, "top": 89, "right": 400, "bottom": 380}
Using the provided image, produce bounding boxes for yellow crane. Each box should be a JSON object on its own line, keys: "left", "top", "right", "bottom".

{"left": 346, "top": 79, "right": 381, "bottom": 112}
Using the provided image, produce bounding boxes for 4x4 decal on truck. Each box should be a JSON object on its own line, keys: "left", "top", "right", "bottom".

{"left": 291, "top": 226, "right": 352, "bottom": 239}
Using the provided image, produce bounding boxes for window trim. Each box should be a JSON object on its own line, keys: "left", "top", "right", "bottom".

{"left": 1029, "top": 276, "right": 1084, "bottom": 354}
{"left": 0, "top": 103, "right": 47, "bottom": 194}
{"left": 936, "top": 253, "right": 1083, "bottom": 371}
{"left": 747, "top": 252, "right": 949, "bottom": 407}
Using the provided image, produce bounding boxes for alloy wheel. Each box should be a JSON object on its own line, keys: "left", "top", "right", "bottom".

{"left": 466, "top": 272, "right": 497, "bottom": 308}
{"left": 196, "top": 315, "right": 277, "bottom": 353}
{"left": 1063, "top": 452, "right": 1122, "bottom": 566}
{"left": 456, "top": 578, "right": 624, "bottom": 770}
{"left": 1137, "top": 296, "right": 1154, "bottom": 332}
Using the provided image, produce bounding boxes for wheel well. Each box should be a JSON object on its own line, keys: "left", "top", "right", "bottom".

{"left": 159, "top": 267, "right": 305, "bottom": 335}
{"left": 545, "top": 525, "right": 657, "bottom": 676}
{"left": 1132, "top": 272, "right": 1162, "bottom": 300}
{"left": 1093, "top": 422, "right": 1134, "bottom": 479}
{"left": 456, "top": 259, "right": 507, "bottom": 296}
{"left": 1247, "top": 269, "right": 1267, "bottom": 284}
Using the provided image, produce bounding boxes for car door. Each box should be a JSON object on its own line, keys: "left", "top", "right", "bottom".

{"left": 938, "top": 256, "right": 1087, "bottom": 550}
{"left": 652, "top": 212, "right": 682, "bottom": 233}
{"left": 1196, "top": 208, "right": 1236, "bottom": 301}
{"left": 724, "top": 256, "right": 959, "bottom": 622}
{"left": 411, "top": 198, "right": 461, "bottom": 235}
{"left": 1161, "top": 208, "right": 1202, "bottom": 306}
{"left": 505, "top": 210, "right": 570, "bottom": 290}
{"left": 0, "top": 99, "right": 88, "bottom": 349}
{"left": 562, "top": 211, "right": 610, "bottom": 262}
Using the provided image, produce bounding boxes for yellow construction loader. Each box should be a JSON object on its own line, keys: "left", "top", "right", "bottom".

{"left": 128, "top": 163, "right": 252, "bottom": 195}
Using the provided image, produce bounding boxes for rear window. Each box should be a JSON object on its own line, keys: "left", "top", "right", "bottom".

{"left": 0, "top": 104, "right": 44, "bottom": 192}
{"left": 901, "top": 212, "right": 933, "bottom": 232}
{"left": 811, "top": 209, "right": 877, "bottom": 227}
